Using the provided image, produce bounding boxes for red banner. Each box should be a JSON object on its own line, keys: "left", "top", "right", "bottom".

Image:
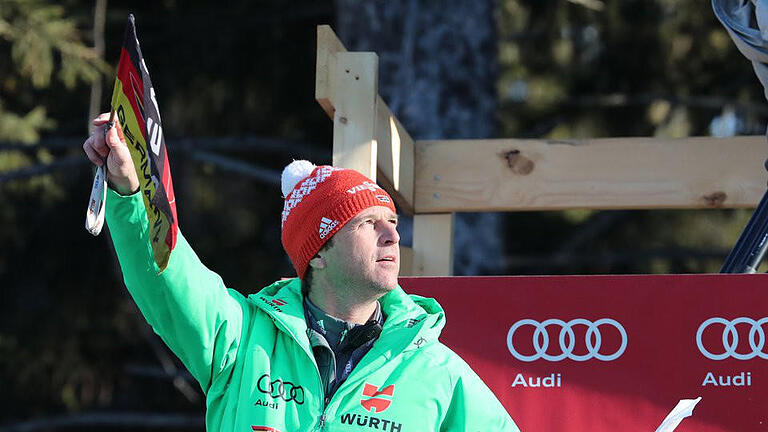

{"left": 401, "top": 274, "right": 768, "bottom": 432}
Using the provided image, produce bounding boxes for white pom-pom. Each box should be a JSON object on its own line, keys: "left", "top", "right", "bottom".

{"left": 281, "top": 160, "right": 317, "bottom": 197}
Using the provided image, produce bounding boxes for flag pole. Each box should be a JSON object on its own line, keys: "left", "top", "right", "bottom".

{"left": 105, "top": 109, "right": 116, "bottom": 133}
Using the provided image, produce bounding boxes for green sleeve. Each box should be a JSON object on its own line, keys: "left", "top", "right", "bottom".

{"left": 105, "top": 189, "right": 243, "bottom": 394}
{"left": 440, "top": 364, "right": 521, "bottom": 432}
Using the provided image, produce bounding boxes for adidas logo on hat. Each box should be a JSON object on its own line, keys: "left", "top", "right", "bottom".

{"left": 319, "top": 217, "right": 339, "bottom": 239}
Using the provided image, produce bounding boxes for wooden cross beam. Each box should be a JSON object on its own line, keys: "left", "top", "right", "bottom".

{"left": 416, "top": 135, "right": 766, "bottom": 212}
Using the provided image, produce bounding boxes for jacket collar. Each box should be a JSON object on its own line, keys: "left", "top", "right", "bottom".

{"left": 251, "top": 278, "right": 446, "bottom": 355}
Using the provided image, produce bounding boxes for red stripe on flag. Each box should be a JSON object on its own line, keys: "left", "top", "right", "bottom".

{"left": 116, "top": 47, "right": 147, "bottom": 137}
{"left": 161, "top": 139, "right": 177, "bottom": 250}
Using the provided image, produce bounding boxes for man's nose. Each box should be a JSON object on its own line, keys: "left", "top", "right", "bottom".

{"left": 380, "top": 223, "right": 400, "bottom": 245}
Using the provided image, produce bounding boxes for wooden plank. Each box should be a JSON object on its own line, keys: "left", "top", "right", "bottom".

{"left": 375, "top": 97, "right": 415, "bottom": 215}
{"left": 414, "top": 136, "right": 768, "bottom": 212}
{"left": 398, "top": 246, "right": 414, "bottom": 276}
{"left": 316, "top": 25, "right": 347, "bottom": 119}
{"left": 332, "top": 52, "right": 379, "bottom": 179}
{"left": 413, "top": 213, "right": 454, "bottom": 276}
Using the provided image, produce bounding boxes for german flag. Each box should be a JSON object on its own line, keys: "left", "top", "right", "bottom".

{"left": 110, "top": 14, "right": 177, "bottom": 271}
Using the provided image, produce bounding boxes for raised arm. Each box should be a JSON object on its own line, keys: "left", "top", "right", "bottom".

{"left": 84, "top": 114, "right": 245, "bottom": 393}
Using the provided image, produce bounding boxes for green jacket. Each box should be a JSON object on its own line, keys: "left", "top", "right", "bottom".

{"left": 106, "top": 190, "right": 519, "bottom": 432}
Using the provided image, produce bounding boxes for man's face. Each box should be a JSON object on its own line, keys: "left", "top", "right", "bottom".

{"left": 318, "top": 206, "right": 400, "bottom": 293}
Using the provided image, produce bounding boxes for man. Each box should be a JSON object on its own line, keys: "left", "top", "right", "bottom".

{"left": 83, "top": 112, "right": 519, "bottom": 431}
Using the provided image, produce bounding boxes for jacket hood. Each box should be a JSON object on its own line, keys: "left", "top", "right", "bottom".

{"left": 251, "top": 278, "right": 446, "bottom": 354}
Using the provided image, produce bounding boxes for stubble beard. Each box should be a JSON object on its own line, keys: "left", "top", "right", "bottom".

{"left": 343, "top": 269, "right": 398, "bottom": 301}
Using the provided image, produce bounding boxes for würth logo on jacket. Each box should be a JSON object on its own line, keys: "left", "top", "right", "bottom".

{"left": 360, "top": 383, "right": 395, "bottom": 413}
{"left": 259, "top": 296, "right": 287, "bottom": 312}
{"left": 318, "top": 217, "right": 339, "bottom": 239}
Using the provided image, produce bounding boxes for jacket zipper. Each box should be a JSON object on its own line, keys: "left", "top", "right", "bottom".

{"left": 312, "top": 333, "right": 395, "bottom": 432}
{"left": 315, "top": 394, "right": 331, "bottom": 431}
{"left": 301, "top": 326, "right": 331, "bottom": 431}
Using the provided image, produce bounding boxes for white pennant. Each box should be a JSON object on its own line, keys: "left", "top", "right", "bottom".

{"left": 654, "top": 397, "right": 702, "bottom": 432}
{"left": 85, "top": 163, "right": 107, "bottom": 236}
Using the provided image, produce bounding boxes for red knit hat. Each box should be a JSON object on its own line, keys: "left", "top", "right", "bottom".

{"left": 280, "top": 160, "right": 396, "bottom": 279}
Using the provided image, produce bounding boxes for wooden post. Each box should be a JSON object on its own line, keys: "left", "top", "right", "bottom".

{"left": 316, "top": 25, "right": 346, "bottom": 119}
{"left": 375, "top": 98, "right": 415, "bottom": 215}
{"left": 332, "top": 52, "right": 379, "bottom": 179}
{"left": 413, "top": 213, "right": 454, "bottom": 276}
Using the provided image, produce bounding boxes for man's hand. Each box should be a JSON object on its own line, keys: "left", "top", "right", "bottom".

{"left": 83, "top": 113, "right": 140, "bottom": 195}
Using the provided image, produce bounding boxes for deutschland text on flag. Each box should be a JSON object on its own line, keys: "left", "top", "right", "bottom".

{"left": 111, "top": 14, "right": 177, "bottom": 271}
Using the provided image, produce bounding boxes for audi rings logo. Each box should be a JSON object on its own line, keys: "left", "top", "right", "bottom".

{"left": 507, "top": 318, "right": 628, "bottom": 362}
{"left": 696, "top": 317, "right": 768, "bottom": 361}
{"left": 257, "top": 374, "right": 305, "bottom": 404}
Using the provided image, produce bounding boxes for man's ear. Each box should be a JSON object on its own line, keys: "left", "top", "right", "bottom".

{"left": 309, "top": 255, "right": 327, "bottom": 270}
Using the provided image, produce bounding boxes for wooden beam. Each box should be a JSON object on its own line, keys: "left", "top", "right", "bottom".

{"left": 414, "top": 136, "right": 768, "bottom": 212}
{"left": 316, "top": 25, "right": 347, "bottom": 119}
{"left": 375, "top": 97, "right": 415, "bottom": 215}
{"left": 332, "top": 52, "right": 379, "bottom": 178}
{"left": 413, "top": 214, "right": 454, "bottom": 276}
